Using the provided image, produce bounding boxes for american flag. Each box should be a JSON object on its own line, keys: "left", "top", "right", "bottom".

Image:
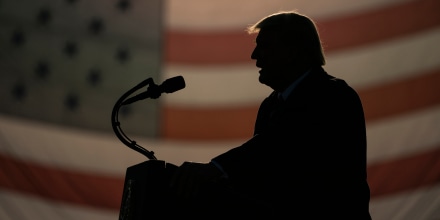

{"left": 1, "top": 0, "right": 439, "bottom": 219}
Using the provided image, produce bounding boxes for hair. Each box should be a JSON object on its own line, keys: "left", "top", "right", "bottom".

{"left": 247, "top": 10, "right": 326, "bottom": 66}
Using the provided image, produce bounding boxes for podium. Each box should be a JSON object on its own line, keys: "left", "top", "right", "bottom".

{"left": 118, "top": 160, "right": 178, "bottom": 220}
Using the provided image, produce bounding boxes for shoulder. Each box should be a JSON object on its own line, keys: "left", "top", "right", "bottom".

{"left": 295, "top": 68, "right": 362, "bottom": 106}
{"left": 310, "top": 67, "right": 358, "bottom": 95}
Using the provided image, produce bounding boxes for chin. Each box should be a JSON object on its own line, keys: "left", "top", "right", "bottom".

{"left": 259, "top": 77, "right": 276, "bottom": 90}
{"left": 258, "top": 76, "right": 268, "bottom": 86}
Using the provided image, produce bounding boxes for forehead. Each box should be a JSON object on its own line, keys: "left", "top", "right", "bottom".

{"left": 255, "top": 28, "right": 285, "bottom": 45}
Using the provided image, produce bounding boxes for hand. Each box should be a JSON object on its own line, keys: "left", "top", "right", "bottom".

{"left": 169, "top": 161, "right": 224, "bottom": 199}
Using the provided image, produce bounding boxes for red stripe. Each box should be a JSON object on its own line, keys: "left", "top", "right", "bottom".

{"left": 161, "top": 68, "right": 440, "bottom": 140}
{"left": 360, "top": 68, "right": 440, "bottom": 124}
{"left": 317, "top": 0, "right": 440, "bottom": 52}
{"left": 0, "top": 154, "right": 123, "bottom": 210}
{"left": 165, "top": 0, "right": 440, "bottom": 64}
{"left": 368, "top": 146, "right": 440, "bottom": 198}
{"left": 1, "top": 145, "right": 439, "bottom": 210}
{"left": 161, "top": 105, "right": 257, "bottom": 140}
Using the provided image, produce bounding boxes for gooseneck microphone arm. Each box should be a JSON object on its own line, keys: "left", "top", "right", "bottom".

{"left": 111, "top": 76, "right": 186, "bottom": 160}
{"left": 111, "top": 77, "right": 157, "bottom": 160}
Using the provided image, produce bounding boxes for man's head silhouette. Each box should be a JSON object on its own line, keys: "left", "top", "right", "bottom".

{"left": 248, "top": 11, "right": 325, "bottom": 91}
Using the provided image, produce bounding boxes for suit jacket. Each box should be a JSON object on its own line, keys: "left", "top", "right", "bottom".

{"left": 212, "top": 66, "right": 372, "bottom": 219}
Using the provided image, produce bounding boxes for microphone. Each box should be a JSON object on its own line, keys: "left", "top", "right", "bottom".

{"left": 122, "top": 76, "right": 185, "bottom": 105}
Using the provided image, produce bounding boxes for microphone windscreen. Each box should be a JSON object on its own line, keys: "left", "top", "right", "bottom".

{"left": 161, "top": 76, "right": 186, "bottom": 93}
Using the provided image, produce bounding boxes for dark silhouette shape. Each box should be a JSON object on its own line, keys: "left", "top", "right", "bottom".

{"left": 116, "top": 47, "right": 130, "bottom": 63}
{"left": 11, "top": 29, "right": 25, "bottom": 47}
{"left": 63, "top": 41, "right": 78, "bottom": 57}
{"left": 64, "top": 93, "right": 79, "bottom": 111}
{"left": 117, "top": 0, "right": 131, "bottom": 11}
{"left": 34, "top": 60, "right": 50, "bottom": 80}
{"left": 120, "top": 105, "right": 132, "bottom": 117}
{"left": 11, "top": 82, "right": 27, "bottom": 101}
{"left": 169, "top": 11, "right": 372, "bottom": 219}
{"left": 87, "top": 68, "right": 102, "bottom": 86}
{"left": 65, "top": 0, "right": 77, "bottom": 5}
{"left": 89, "top": 17, "right": 105, "bottom": 35}
{"left": 36, "top": 7, "right": 52, "bottom": 26}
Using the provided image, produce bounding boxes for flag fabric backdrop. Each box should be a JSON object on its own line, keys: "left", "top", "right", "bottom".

{"left": 1, "top": 0, "right": 440, "bottom": 219}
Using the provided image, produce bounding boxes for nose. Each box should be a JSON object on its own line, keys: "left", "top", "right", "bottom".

{"left": 251, "top": 46, "right": 258, "bottom": 60}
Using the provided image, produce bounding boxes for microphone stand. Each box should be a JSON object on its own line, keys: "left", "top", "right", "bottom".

{"left": 111, "top": 77, "right": 157, "bottom": 160}
{"left": 111, "top": 77, "right": 178, "bottom": 220}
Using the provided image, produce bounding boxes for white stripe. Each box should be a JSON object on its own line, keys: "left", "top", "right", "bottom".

{"left": 367, "top": 105, "right": 440, "bottom": 163}
{"left": 0, "top": 114, "right": 240, "bottom": 175}
{"left": 0, "top": 190, "right": 117, "bottom": 220}
{"left": 163, "top": 27, "right": 440, "bottom": 107}
{"left": 369, "top": 184, "right": 440, "bottom": 220}
{"left": 325, "top": 28, "right": 440, "bottom": 89}
{"left": 166, "top": 0, "right": 410, "bottom": 31}
{"left": 1, "top": 106, "right": 439, "bottom": 175}
{"left": 162, "top": 65, "right": 271, "bottom": 107}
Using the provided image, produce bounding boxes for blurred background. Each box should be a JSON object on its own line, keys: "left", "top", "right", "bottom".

{"left": 0, "top": 0, "right": 439, "bottom": 219}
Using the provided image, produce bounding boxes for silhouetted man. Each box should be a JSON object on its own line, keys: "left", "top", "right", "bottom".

{"left": 170, "top": 10, "right": 372, "bottom": 219}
